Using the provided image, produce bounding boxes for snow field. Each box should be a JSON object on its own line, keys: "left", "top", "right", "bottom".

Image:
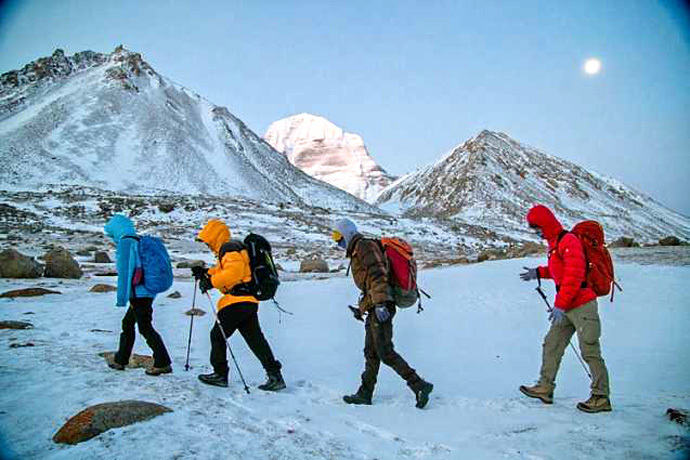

{"left": 0, "top": 257, "right": 688, "bottom": 459}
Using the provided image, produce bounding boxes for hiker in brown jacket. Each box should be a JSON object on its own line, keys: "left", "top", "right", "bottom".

{"left": 332, "top": 218, "right": 433, "bottom": 409}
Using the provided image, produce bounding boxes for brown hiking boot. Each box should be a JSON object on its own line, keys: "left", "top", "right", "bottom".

{"left": 577, "top": 395, "right": 612, "bottom": 413}
{"left": 145, "top": 365, "right": 172, "bottom": 376}
{"left": 519, "top": 384, "right": 554, "bottom": 404}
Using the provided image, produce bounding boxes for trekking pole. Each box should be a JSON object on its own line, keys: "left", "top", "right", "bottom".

{"left": 184, "top": 279, "right": 198, "bottom": 371}
{"left": 535, "top": 278, "right": 592, "bottom": 380}
{"left": 205, "top": 292, "right": 251, "bottom": 394}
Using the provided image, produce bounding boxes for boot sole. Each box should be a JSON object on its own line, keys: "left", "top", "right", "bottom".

{"left": 519, "top": 386, "right": 553, "bottom": 404}
{"left": 416, "top": 384, "right": 434, "bottom": 409}
{"left": 198, "top": 377, "right": 228, "bottom": 387}
{"left": 343, "top": 396, "right": 372, "bottom": 405}
{"left": 576, "top": 403, "right": 612, "bottom": 413}
{"left": 259, "top": 383, "right": 286, "bottom": 392}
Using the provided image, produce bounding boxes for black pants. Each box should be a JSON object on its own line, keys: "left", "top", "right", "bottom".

{"left": 360, "top": 307, "right": 423, "bottom": 395}
{"left": 114, "top": 297, "right": 172, "bottom": 368}
{"left": 210, "top": 302, "right": 280, "bottom": 377}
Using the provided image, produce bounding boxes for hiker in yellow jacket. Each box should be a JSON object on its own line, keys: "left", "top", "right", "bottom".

{"left": 193, "top": 219, "right": 285, "bottom": 391}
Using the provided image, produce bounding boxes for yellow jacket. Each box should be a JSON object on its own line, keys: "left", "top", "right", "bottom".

{"left": 198, "top": 220, "right": 258, "bottom": 311}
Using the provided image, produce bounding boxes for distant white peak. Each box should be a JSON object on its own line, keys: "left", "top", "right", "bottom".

{"left": 265, "top": 113, "right": 365, "bottom": 155}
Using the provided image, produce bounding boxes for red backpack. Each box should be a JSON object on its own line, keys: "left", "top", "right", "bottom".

{"left": 379, "top": 237, "right": 430, "bottom": 311}
{"left": 564, "top": 221, "right": 622, "bottom": 301}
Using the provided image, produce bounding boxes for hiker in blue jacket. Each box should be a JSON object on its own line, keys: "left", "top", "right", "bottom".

{"left": 104, "top": 214, "right": 172, "bottom": 376}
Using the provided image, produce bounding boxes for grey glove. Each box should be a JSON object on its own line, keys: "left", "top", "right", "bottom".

{"left": 549, "top": 307, "right": 567, "bottom": 325}
{"left": 519, "top": 266, "right": 539, "bottom": 281}
{"left": 374, "top": 304, "right": 391, "bottom": 323}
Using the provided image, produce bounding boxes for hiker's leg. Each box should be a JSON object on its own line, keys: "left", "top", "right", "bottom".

{"left": 360, "top": 314, "right": 381, "bottom": 395}
{"left": 209, "top": 306, "right": 241, "bottom": 376}
{"left": 237, "top": 303, "right": 280, "bottom": 372}
{"left": 372, "top": 310, "right": 425, "bottom": 392}
{"left": 131, "top": 297, "right": 171, "bottom": 368}
{"left": 114, "top": 305, "right": 136, "bottom": 366}
{"left": 538, "top": 316, "right": 576, "bottom": 391}
{"left": 568, "top": 300, "right": 610, "bottom": 396}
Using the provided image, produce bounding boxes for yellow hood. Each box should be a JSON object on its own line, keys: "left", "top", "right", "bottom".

{"left": 198, "top": 219, "right": 231, "bottom": 253}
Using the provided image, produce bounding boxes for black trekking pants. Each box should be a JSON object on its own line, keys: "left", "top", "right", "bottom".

{"left": 114, "top": 297, "right": 172, "bottom": 368}
{"left": 210, "top": 302, "right": 280, "bottom": 377}
{"left": 360, "top": 308, "right": 424, "bottom": 396}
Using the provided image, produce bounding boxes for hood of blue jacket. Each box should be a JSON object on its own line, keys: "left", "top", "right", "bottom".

{"left": 104, "top": 214, "right": 136, "bottom": 243}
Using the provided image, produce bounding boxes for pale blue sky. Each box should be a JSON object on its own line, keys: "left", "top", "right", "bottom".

{"left": 1, "top": 0, "right": 688, "bottom": 215}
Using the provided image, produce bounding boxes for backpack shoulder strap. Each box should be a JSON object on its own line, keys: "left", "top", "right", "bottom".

{"left": 218, "top": 239, "right": 246, "bottom": 268}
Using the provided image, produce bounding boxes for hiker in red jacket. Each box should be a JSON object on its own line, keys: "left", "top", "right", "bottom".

{"left": 518, "top": 205, "right": 611, "bottom": 413}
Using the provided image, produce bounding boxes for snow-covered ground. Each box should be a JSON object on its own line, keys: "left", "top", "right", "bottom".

{"left": 1, "top": 257, "right": 688, "bottom": 459}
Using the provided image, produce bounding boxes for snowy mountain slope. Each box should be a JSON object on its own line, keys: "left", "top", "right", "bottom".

{"left": 0, "top": 48, "right": 374, "bottom": 212}
{"left": 264, "top": 113, "right": 394, "bottom": 202}
{"left": 0, "top": 258, "right": 688, "bottom": 459}
{"left": 376, "top": 130, "right": 690, "bottom": 242}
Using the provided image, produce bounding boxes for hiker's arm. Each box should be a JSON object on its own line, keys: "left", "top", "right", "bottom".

{"left": 554, "top": 235, "right": 587, "bottom": 310}
{"left": 115, "top": 239, "right": 133, "bottom": 307}
{"left": 361, "top": 240, "right": 393, "bottom": 311}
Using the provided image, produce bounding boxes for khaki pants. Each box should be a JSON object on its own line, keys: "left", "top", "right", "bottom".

{"left": 539, "top": 300, "right": 610, "bottom": 396}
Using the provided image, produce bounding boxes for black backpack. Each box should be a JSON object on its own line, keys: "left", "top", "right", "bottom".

{"left": 219, "top": 233, "right": 280, "bottom": 301}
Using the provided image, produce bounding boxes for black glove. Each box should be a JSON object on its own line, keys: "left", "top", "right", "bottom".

{"left": 191, "top": 265, "right": 208, "bottom": 280}
{"left": 348, "top": 305, "right": 364, "bottom": 322}
{"left": 198, "top": 275, "right": 213, "bottom": 294}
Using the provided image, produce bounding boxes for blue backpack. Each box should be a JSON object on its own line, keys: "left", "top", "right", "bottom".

{"left": 126, "top": 235, "right": 174, "bottom": 294}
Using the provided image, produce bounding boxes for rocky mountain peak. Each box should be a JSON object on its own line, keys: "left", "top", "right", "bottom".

{"left": 264, "top": 113, "right": 394, "bottom": 202}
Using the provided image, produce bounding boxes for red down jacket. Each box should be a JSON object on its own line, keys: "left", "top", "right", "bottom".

{"left": 527, "top": 205, "right": 597, "bottom": 311}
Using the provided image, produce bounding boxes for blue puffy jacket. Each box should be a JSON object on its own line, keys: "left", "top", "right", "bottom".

{"left": 104, "top": 215, "right": 155, "bottom": 307}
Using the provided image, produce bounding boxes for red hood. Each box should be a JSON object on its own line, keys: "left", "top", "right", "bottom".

{"left": 526, "top": 205, "right": 564, "bottom": 242}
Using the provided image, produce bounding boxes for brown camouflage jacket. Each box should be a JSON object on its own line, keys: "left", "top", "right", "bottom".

{"left": 346, "top": 234, "right": 393, "bottom": 313}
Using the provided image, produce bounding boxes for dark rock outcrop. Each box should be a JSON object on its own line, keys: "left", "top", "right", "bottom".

{"left": 44, "top": 248, "right": 82, "bottom": 279}
{"left": 0, "top": 249, "right": 43, "bottom": 278}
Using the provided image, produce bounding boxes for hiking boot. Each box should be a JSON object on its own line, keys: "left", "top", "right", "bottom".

{"left": 258, "top": 370, "right": 286, "bottom": 391}
{"left": 108, "top": 361, "right": 125, "bottom": 371}
{"left": 577, "top": 395, "right": 612, "bottom": 413}
{"left": 145, "top": 365, "right": 172, "bottom": 376}
{"left": 198, "top": 372, "right": 228, "bottom": 387}
{"left": 519, "top": 383, "right": 554, "bottom": 404}
{"left": 415, "top": 381, "right": 434, "bottom": 409}
{"left": 343, "top": 388, "right": 372, "bottom": 405}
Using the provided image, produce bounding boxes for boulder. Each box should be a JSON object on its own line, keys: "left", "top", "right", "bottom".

{"left": 175, "top": 260, "right": 205, "bottom": 269}
{"left": 94, "top": 251, "right": 112, "bottom": 263}
{"left": 167, "top": 291, "right": 182, "bottom": 299}
{"left": 0, "top": 321, "right": 33, "bottom": 330}
{"left": 185, "top": 308, "right": 206, "bottom": 316}
{"left": 76, "top": 249, "right": 92, "bottom": 257}
{"left": 158, "top": 203, "right": 175, "bottom": 213}
{"left": 90, "top": 284, "right": 117, "bottom": 293}
{"left": 9, "top": 342, "right": 35, "bottom": 348}
{"left": 53, "top": 400, "right": 172, "bottom": 445}
{"left": 0, "top": 287, "right": 61, "bottom": 298}
{"left": 659, "top": 236, "right": 682, "bottom": 246}
{"left": 609, "top": 237, "right": 637, "bottom": 248}
{"left": 300, "top": 259, "right": 329, "bottom": 273}
{"left": 44, "top": 248, "right": 82, "bottom": 279}
{"left": 99, "top": 351, "right": 153, "bottom": 369}
{"left": 0, "top": 249, "right": 43, "bottom": 278}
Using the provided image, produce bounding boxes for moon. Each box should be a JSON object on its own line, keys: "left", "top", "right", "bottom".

{"left": 584, "top": 58, "right": 602, "bottom": 75}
